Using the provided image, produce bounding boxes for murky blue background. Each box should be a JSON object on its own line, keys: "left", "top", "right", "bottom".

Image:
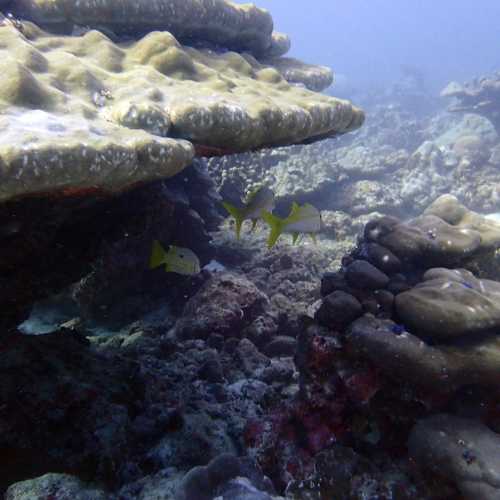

{"left": 239, "top": 1, "right": 500, "bottom": 91}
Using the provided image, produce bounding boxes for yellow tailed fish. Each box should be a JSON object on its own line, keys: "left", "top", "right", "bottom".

{"left": 262, "top": 202, "right": 321, "bottom": 248}
{"left": 222, "top": 186, "right": 275, "bottom": 239}
{"left": 149, "top": 240, "right": 200, "bottom": 276}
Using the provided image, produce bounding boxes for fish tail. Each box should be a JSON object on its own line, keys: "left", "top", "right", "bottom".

{"left": 150, "top": 240, "right": 167, "bottom": 269}
{"left": 222, "top": 202, "right": 244, "bottom": 239}
{"left": 262, "top": 211, "right": 284, "bottom": 248}
{"left": 310, "top": 233, "right": 318, "bottom": 245}
{"left": 292, "top": 232, "right": 300, "bottom": 245}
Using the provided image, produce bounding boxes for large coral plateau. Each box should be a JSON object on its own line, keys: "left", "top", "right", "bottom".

{"left": 12, "top": 0, "right": 280, "bottom": 57}
{"left": 442, "top": 71, "right": 500, "bottom": 134}
{"left": 0, "top": 7, "right": 362, "bottom": 203}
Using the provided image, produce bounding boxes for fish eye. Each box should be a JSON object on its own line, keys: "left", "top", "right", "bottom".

{"left": 180, "top": 254, "right": 185, "bottom": 259}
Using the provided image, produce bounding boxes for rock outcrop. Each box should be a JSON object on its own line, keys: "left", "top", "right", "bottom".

{"left": 409, "top": 415, "right": 500, "bottom": 500}
{"left": 442, "top": 72, "right": 500, "bottom": 134}
{"left": 294, "top": 198, "right": 500, "bottom": 499}
{"left": 338, "top": 201, "right": 500, "bottom": 392}
{"left": 396, "top": 268, "right": 500, "bottom": 340}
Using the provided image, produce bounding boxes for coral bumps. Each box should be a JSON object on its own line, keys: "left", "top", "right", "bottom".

{"left": 13, "top": 0, "right": 277, "bottom": 56}
{"left": 0, "top": 4, "right": 363, "bottom": 203}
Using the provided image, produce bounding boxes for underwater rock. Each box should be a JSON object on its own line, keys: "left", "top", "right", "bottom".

{"left": 0, "top": 166, "right": 216, "bottom": 334}
{"left": 395, "top": 141, "right": 454, "bottom": 213}
{"left": 208, "top": 142, "right": 404, "bottom": 215}
{"left": 442, "top": 72, "right": 500, "bottom": 134}
{"left": 336, "top": 179, "right": 404, "bottom": 216}
{"left": 236, "top": 338, "right": 271, "bottom": 377}
{"left": 409, "top": 414, "right": 500, "bottom": 500}
{"left": 424, "top": 194, "right": 500, "bottom": 252}
{"left": 116, "top": 469, "right": 184, "bottom": 500}
{"left": 285, "top": 445, "right": 426, "bottom": 499}
{"left": 216, "top": 477, "right": 282, "bottom": 500}
{"left": 418, "top": 114, "right": 500, "bottom": 213}
{"left": 315, "top": 290, "right": 363, "bottom": 331}
{"left": 363, "top": 242, "right": 403, "bottom": 274}
{"left": 320, "top": 271, "right": 350, "bottom": 297}
{"left": 5, "top": 473, "right": 107, "bottom": 500}
{"left": 345, "top": 259, "right": 390, "bottom": 290}
{"left": 0, "top": 330, "right": 143, "bottom": 492}
{"left": 173, "top": 272, "right": 274, "bottom": 341}
{"left": 263, "top": 336, "right": 297, "bottom": 358}
{"left": 364, "top": 214, "right": 481, "bottom": 266}
{"left": 396, "top": 268, "right": 500, "bottom": 340}
{"left": 453, "top": 134, "right": 491, "bottom": 163}
{"left": 241, "top": 314, "right": 280, "bottom": 350}
{"left": 145, "top": 407, "right": 237, "bottom": 473}
{"left": 177, "top": 453, "right": 241, "bottom": 500}
{"left": 346, "top": 313, "right": 500, "bottom": 392}
{"left": 177, "top": 454, "right": 280, "bottom": 500}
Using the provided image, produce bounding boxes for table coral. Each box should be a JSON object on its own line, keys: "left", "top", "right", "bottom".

{"left": 0, "top": 20, "right": 363, "bottom": 203}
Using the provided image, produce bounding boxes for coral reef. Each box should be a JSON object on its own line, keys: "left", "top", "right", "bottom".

{"left": 4, "top": 1, "right": 500, "bottom": 499}
{"left": 0, "top": 17, "right": 362, "bottom": 203}
{"left": 290, "top": 199, "right": 500, "bottom": 498}
{"left": 0, "top": 161, "right": 218, "bottom": 334}
{"left": 0, "top": 0, "right": 362, "bottom": 338}
{"left": 262, "top": 57, "right": 334, "bottom": 92}
{"left": 12, "top": 0, "right": 277, "bottom": 57}
{"left": 5, "top": 473, "right": 107, "bottom": 500}
{"left": 409, "top": 414, "right": 500, "bottom": 500}
{"left": 0, "top": 330, "right": 143, "bottom": 492}
{"left": 442, "top": 71, "right": 500, "bottom": 134}
{"left": 4, "top": 195, "right": 500, "bottom": 499}
{"left": 208, "top": 80, "right": 500, "bottom": 218}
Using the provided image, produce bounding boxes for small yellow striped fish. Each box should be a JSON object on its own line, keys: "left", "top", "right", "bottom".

{"left": 149, "top": 240, "right": 200, "bottom": 275}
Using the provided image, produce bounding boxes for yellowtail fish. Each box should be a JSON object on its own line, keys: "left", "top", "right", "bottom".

{"left": 262, "top": 202, "right": 322, "bottom": 248}
{"left": 222, "top": 186, "right": 275, "bottom": 239}
{"left": 149, "top": 240, "right": 200, "bottom": 275}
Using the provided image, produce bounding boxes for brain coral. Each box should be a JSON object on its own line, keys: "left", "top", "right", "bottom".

{"left": 0, "top": 17, "right": 364, "bottom": 202}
